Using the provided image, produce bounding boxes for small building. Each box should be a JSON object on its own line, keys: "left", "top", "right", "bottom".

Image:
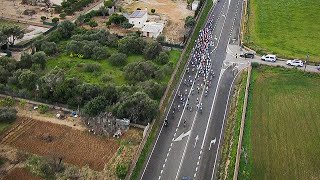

{"left": 128, "top": 10, "right": 148, "bottom": 28}
{"left": 142, "top": 22, "right": 164, "bottom": 38}
{"left": 192, "top": 1, "right": 200, "bottom": 11}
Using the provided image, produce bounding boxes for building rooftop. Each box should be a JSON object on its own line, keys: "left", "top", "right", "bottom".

{"left": 142, "top": 22, "right": 164, "bottom": 33}
{"left": 129, "top": 10, "right": 147, "bottom": 18}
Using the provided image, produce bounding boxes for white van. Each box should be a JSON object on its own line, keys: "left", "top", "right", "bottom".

{"left": 261, "top": 54, "right": 276, "bottom": 62}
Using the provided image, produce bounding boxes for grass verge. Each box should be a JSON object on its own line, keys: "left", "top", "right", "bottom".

{"left": 244, "top": 0, "right": 320, "bottom": 62}
{"left": 217, "top": 70, "right": 247, "bottom": 179}
{"left": 129, "top": 0, "right": 214, "bottom": 179}
{"left": 239, "top": 65, "right": 320, "bottom": 179}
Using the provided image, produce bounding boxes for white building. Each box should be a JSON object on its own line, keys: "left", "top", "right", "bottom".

{"left": 128, "top": 10, "right": 148, "bottom": 28}
{"left": 142, "top": 22, "right": 164, "bottom": 38}
{"left": 192, "top": 1, "right": 200, "bottom": 11}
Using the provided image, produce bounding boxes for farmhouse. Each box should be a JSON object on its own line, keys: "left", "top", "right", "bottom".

{"left": 128, "top": 10, "right": 148, "bottom": 28}
{"left": 192, "top": 1, "right": 200, "bottom": 11}
{"left": 142, "top": 22, "right": 164, "bottom": 38}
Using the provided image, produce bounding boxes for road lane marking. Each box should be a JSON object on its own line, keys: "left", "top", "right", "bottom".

{"left": 201, "top": 68, "right": 226, "bottom": 149}
{"left": 194, "top": 135, "right": 199, "bottom": 148}
{"left": 210, "top": 69, "right": 242, "bottom": 180}
{"left": 142, "top": 0, "right": 228, "bottom": 178}
{"left": 209, "top": 138, "right": 217, "bottom": 150}
{"left": 173, "top": 130, "right": 191, "bottom": 142}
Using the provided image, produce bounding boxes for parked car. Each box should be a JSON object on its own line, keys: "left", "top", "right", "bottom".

{"left": 240, "top": 52, "right": 255, "bottom": 58}
{"left": 261, "top": 54, "right": 276, "bottom": 62}
{"left": 286, "top": 59, "right": 304, "bottom": 67}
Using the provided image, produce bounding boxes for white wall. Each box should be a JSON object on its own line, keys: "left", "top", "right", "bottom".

{"left": 129, "top": 13, "right": 148, "bottom": 28}
{"left": 143, "top": 31, "right": 161, "bottom": 38}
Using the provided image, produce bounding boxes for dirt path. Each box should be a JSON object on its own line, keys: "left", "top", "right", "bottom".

{"left": 16, "top": 103, "right": 87, "bottom": 131}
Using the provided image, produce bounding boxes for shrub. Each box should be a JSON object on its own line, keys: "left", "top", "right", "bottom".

{"left": 92, "top": 46, "right": 109, "bottom": 60}
{"left": 143, "top": 41, "right": 162, "bottom": 60}
{"left": 251, "top": 62, "right": 260, "bottom": 68}
{"left": 109, "top": 53, "right": 127, "bottom": 66}
{"left": 155, "top": 51, "right": 169, "bottom": 65}
{"left": 120, "top": 21, "right": 134, "bottom": 29}
{"left": 52, "top": 17, "right": 60, "bottom": 24}
{"left": 101, "top": 74, "right": 112, "bottom": 82}
{"left": 151, "top": 9, "right": 155, "bottom": 13}
{"left": 0, "top": 97, "right": 15, "bottom": 107}
{"left": 116, "top": 163, "right": 128, "bottom": 180}
{"left": 83, "top": 63, "right": 101, "bottom": 73}
{"left": 59, "top": 13, "right": 67, "bottom": 19}
{"left": 0, "top": 107, "right": 17, "bottom": 123}
{"left": 41, "top": 16, "right": 47, "bottom": 21}
{"left": 83, "top": 96, "right": 107, "bottom": 116}
{"left": 38, "top": 104, "right": 49, "bottom": 114}
{"left": 156, "top": 35, "right": 165, "bottom": 43}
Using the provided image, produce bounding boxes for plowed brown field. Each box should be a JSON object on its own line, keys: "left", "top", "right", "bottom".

{"left": 9, "top": 120, "right": 119, "bottom": 171}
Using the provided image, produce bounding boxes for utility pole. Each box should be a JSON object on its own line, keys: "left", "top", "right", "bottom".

{"left": 304, "top": 53, "right": 309, "bottom": 73}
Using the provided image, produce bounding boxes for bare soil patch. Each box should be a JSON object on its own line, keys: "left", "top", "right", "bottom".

{"left": 117, "top": 0, "right": 193, "bottom": 43}
{"left": 3, "top": 168, "right": 42, "bottom": 180}
{"left": 7, "top": 119, "right": 119, "bottom": 171}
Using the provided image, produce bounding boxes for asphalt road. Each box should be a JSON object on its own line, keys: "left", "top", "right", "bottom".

{"left": 140, "top": 0, "right": 244, "bottom": 179}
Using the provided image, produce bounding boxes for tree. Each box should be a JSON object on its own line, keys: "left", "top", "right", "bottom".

{"left": 41, "top": 16, "right": 47, "bottom": 22}
{"left": 0, "top": 25, "right": 24, "bottom": 46}
{"left": 52, "top": 17, "right": 59, "bottom": 24}
{"left": 104, "top": 0, "right": 113, "bottom": 8}
{"left": 0, "top": 108, "right": 17, "bottom": 123}
{"left": 155, "top": 51, "right": 169, "bottom": 65}
{"left": 41, "top": 41, "right": 58, "bottom": 55}
{"left": 109, "top": 14, "right": 127, "bottom": 25}
{"left": 92, "top": 46, "right": 108, "bottom": 60}
{"left": 151, "top": 9, "right": 155, "bottom": 13}
{"left": 0, "top": 31, "right": 8, "bottom": 46}
{"left": 187, "top": 0, "right": 193, "bottom": 6}
{"left": 18, "top": 52, "right": 33, "bottom": 69}
{"left": 83, "top": 96, "right": 107, "bottom": 116}
{"left": 32, "top": 51, "right": 47, "bottom": 69}
{"left": 88, "top": 20, "right": 98, "bottom": 29}
{"left": 59, "top": 13, "right": 67, "bottom": 19}
{"left": 0, "top": 66, "right": 11, "bottom": 83}
{"left": 57, "top": 20, "right": 75, "bottom": 39}
{"left": 120, "top": 21, "right": 134, "bottom": 29}
{"left": 118, "top": 35, "right": 146, "bottom": 54}
{"left": 99, "top": 6, "right": 108, "bottom": 18}
{"left": 18, "top": 69, "right": 37, "bottom": 90}
{"left": 156, "top": 35, "right": 165, "bottom": 43}
{"left": 185, "top": 16, "right": 196, "bottom": 27}
{"left": 109, "top": 53, "right": 127, "bottom": 66}
{"left": 143, "top": 41, "right": 162, "bottom": 60}
{"left": 123, "top": 61, "right": 158, "bottom": 83}
{"left": 113, "top": 91, "right": 158, "bottom": 124}
{"left": 138, "top": 80, "right": 166, "bottom": 100}
{"left": 75, "top": 14, "right": 85, "bottom": 26}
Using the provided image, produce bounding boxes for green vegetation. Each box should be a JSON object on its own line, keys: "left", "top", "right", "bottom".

{"left": 0, "top": 122, "right": 11, "bottom": 134}
{"left": 239, "top": 65, "right": 320, "bottom": 179}
{"left": 217, "top": 71, "right": 247, "bottom": 179}
{"left": 245, "top": 0, "right": 320, "bottom": 62}
{"left": 46, "top": 50, "right": 180, "bottom": 86}
{"left": 130, "top": 0, "right": 213, "bottom": 179}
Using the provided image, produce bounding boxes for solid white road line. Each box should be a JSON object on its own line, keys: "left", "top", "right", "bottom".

{"left": 210, "top": 69, "right": 242, "bottom": 180}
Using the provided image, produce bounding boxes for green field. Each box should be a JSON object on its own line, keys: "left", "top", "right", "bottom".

{"left": 239, "top": 66, "right": 320, "bottom": 179}
{"left": 46, "top": 49, "right": 181, "bottom": 86}
{"left": 245, "top": 0, "right": 320, "bottom": 62}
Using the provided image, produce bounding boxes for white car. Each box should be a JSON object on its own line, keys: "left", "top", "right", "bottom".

{"left": 261, "top": 54, "right": 276, "bottom": 62}
{"left": 286, "top": 59, "right": 304, "bottom": 67}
